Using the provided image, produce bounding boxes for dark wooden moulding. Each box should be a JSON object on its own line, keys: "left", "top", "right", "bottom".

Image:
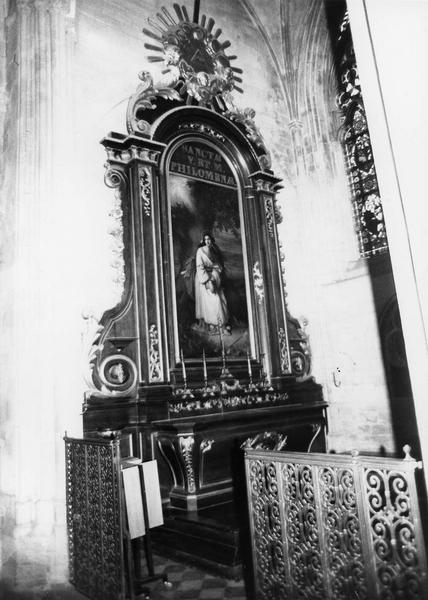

{"left": 83, "top": 100, "right": 327, "bottom": 578}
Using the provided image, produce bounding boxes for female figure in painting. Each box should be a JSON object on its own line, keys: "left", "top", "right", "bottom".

{"left": 195, "top": 232, "right": 229, "bottom": 332}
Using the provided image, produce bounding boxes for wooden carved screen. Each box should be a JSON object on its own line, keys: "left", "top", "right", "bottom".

{"left": 245, "top": 447, "right": 427, "bottom": 600}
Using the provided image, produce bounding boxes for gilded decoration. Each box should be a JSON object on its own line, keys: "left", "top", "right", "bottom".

{"left": 179, "top": 435, "right": 196, "bottom": 493}
{"left": 82, "top": 312, "right": 105, "bottom": 397}
{"left": 126, "top": 71, "right": 182, "bottom": 134}
{"left": 278, "top": 239, "right": 288, "bottom": 307}
{"left": 264, "top": 195, "right": 274, "bottom": 238}
{"left": 149, "top": 324, "right": 162, "bottom": 382}
{"left": 224, "top": 106, "right": 272, "bottom": 170}
{"left": 125, "top": 2, "right": 270, "bottom": 174}
{"left": 139, "top": 165, "right": 152, "bottom": 217}
{"left": 143, "top": 5, "right": 243, "bottom": 107}
{"left": 278, "top": 327, "right": 290, "bottom": 373}
{"left": 252, "top": 261, "right": 264, "bottom": 305}
{"left": 200, "top": 439, "right": 214, "bottom": 454}
{"left": 178, "top": 121, "right": 226, "bottom": 143}
{"left": 241, "top": 431, "right": 288, "bottom": 451}
{"left": 104, "top": 166, "right": 126, "bottom": 304}
{"left": 288, "top": 316, "right": 311, "bottom": 380}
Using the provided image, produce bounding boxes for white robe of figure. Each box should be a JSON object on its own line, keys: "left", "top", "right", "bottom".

{"left": 195, "top": 246, "right": 229, "bottom": 326}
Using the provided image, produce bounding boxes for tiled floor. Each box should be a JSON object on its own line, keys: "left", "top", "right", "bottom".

{"left": 140, "top": 554, "right": 248, "bottom": 600}
{"left": 1, "top": 554, "right": 249, "bottom": 600}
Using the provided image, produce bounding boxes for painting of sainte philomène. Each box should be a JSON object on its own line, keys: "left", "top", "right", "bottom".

{"left": 169, "top": 142, "right": 250, "bottom": 359}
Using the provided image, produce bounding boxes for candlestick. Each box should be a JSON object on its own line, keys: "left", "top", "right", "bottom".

{"left": 181, "top": 350, "right": 187, "bottom": 384}
{"left": 202, "top": 348, "right": 207, "bottom": 381}
{"left": 218, "top": 316, "right": 224, "bottom": 346}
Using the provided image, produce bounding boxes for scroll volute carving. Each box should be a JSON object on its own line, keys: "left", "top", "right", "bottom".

{"left": 83, "top": 166, "right": 140, "bottom": 400}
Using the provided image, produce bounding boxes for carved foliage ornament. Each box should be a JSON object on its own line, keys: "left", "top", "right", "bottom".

{"left": 126, "top": 2, "right": 270, "bottom": 172}
{"left": 225, "top": 106, "right": 272, "bottom": 170}
{"left": 139, "top": 165, "right": 152, "bottom": 217}
{"left": 149, "top": 324, "right": 162, "bottom": 382}
{"left": 126, "top": 71, "right": 182, "bottom": 135}
{"left": 104, "top": 166, "right": 127, "bottom": 304}
{"left": 264, "top": 195, "right": 275, "bottom": 238}
{"left": 278, "top": 328, "right": 290, "bottom": 374}
{"left": 179, "top": 435, "right": 196, "bottom": 493}
{"left": 253, "top": 261, "right": 264, "bottom": 305}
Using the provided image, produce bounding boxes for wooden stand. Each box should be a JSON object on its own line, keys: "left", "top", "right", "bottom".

{"left": 121, "top": 459, "right": 171, "bottom": 599}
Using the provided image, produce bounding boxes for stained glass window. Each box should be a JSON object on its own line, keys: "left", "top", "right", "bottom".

{"left": 336, "top": 12, "right": 388, "bottom": 257}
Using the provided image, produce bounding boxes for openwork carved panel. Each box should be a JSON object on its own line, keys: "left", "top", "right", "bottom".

{"left": 282, "top": 463, "right": 324, "bottom": 598}
{"left": 64, "top": 438, "right": 124, "bottom": 600}
{"left": 319, "top": 467, "right": 367, "bottom": 599}
{"left": 246, "top": 449, "right": 427, "bottom": 600}
{"left": 363, "top": 467, "right": 426, "bottom": 599}
{"left": 247, "top": 459, "right": 288, "bottom": 600}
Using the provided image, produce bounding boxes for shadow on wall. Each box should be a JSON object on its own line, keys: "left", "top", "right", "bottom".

{"left": 324, "top": 0, "right": 421, "bottom": 460}
{"left": 371, "top": 256, "right": 421, "bottom": 458}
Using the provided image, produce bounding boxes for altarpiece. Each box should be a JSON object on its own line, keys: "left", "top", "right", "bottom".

{"left": 81, "top": 1, "right": 327, "bottom": 575}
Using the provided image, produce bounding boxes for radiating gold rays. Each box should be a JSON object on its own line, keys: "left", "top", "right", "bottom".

{"left": 141, "top": 1, "right": 243, "bottom": 106}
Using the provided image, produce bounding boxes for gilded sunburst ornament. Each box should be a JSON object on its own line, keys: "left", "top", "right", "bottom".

{"left": 143, "top": 2, "right": 243, "bottom": 107}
